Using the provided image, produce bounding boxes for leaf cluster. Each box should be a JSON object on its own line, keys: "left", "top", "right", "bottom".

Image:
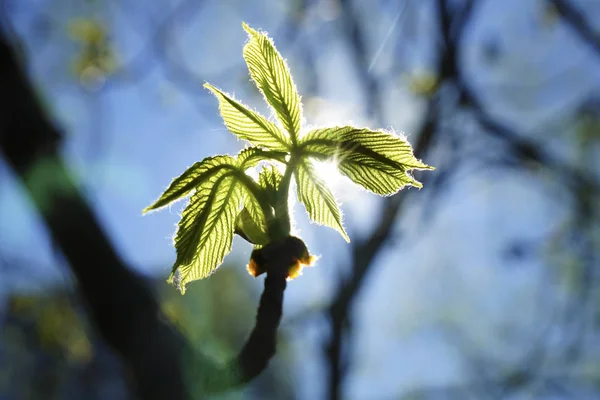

{"left": 144, "top": 23, "right": 432, "bottom": 293}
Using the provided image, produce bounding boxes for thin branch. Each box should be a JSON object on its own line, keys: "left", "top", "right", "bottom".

{"left": 325, "top": 0, "right": 598, "bottom": 398}
{"left": 548, "top": 0, "right": 600, "bottom": 57}
{"left": 325, "top": 2, "right": 444, "bottom": 399}
{"left": 437, "top": 0, "right": 600, "bottom": 395}
{"left": 338, "top": 0, "right": 383, "bottom": 122}
{"left": 451, "top": 1, "right": 599, "bottom": 196}
{"left": 325, "top": 99, "right": 438, "bottom": 400}
{"left": 0, "top": 30, "right": 289, "bottom": 399}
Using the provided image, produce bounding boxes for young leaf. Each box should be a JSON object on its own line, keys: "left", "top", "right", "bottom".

{"left": 299, "top": 126, "right": 433, "bottom": 195}
{"left": 170, "top": 173, "right": 244, "bottom": 293}
{"left": 258, "top": 165, "right": 283, "bottom": 205}
{"left": 204, "top": 84, "right": 291, "bottom": 151}
{"left": 242, "top": 23, "right": 302, "bottom": 143}
{"left": 237, "top": 147, "right": 287, "bottom": 169}
{"left": 143, "top": 155, "right": 237, "bottom": 213}
{"left": 237, "top": 173, "right": 271, "bottom": 242}
{"left": 338, "top": 158, "right": 421, "bottom": 195}
{"left": 145, "top": 24, "right": 435, "bottom": 291}
{"left": 235, "top": 207, "right": 270, "bottom": 245}
{"left": 235, "top": 164, "right": 283, "bottom": 244}
{"left": 295, "top": 160, "right": 349, "bottom": 242}
{"left": 146, "top": 148, "right": 275, "bottom": 290}
{"left": 144, "top": 147, "right": 275, "bottom": 214}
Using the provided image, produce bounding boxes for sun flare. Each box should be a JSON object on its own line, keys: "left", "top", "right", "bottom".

{"left": 312, "top": 160, "right": 344, "bottom": 188}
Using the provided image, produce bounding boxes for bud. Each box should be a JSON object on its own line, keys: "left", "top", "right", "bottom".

{"left": 247, "top": 236, "right": 317, "bottom": 280}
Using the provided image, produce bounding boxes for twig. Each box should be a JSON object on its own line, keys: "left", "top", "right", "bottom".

{"left": 451, "top": 1, "right": 599, "bottom": 195}
{"left": 338, "top": 0, "right": 383, "bottom": 122}
{"left": 325, "top": 2, "right": 444, "bottom": 398}
{"left": 0, "top": 30, "right": 290, "bottom": 399}
{"left": 548, "top": 0, "right": 600, "bottom": 57}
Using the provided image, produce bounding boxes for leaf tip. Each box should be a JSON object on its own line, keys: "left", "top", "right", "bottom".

{"left": 336, "top": 221, "right": 351, "bottom": 243}
{"left": 411, "top": 179, "right": 424, "bottom": 189}
{"left": 203, "top": 82, "right": 217, "bottom": 94}
{"left": 168, "top": 270, "right": 187, "bottom": 295}
{"left": 142, "top": 204, "right": 157, "bottom": 215}
{"left": 242, "top": 21, "right": 257, "bottom": 36}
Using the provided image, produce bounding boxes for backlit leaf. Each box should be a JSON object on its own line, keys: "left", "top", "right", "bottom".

{"left": 242, "top": 23, "right": 302, "bottom": 143}
{"left": 205, "top": 84, "right": 290, "bottom": 151}
{"left": 258, "top": 165, "right": 283, "bottom": 205}
{"left": 235, "top": 164, "right": 283, "bottom": 244}
{"left": 146, "top": 149, "right": 274, "bottom": 291}
{"left": 145, "top": 24, "right": 436, "bottom": 291}
{"left": 170, "top": 173, "right": 244, "bottom": 293}
{"left": 299, "top": 126, "right": 433, "bottom": 195}
{"left": 237, "top": 170, "right": 271, "bottom": 242}
{"left": 295, "top": 160, "right": 349, "bottom": 242}
{"left": 235, "top": 207, "right": 270, "bottom": 245}
{"left": 143, "top": 155, "right": 237, "bottom": 213}
{"left": 237, "top": 147, "right": 287, "bottom": 169}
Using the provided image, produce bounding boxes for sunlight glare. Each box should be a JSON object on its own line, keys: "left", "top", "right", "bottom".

{"left": 313, "top": 160, "right": 344, "bottom": 188}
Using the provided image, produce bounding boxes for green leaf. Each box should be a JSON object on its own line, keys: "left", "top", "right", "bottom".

{"left": 145, "top": 24, "right": 436, "bottom": 289}
{"left": 258, "top": 165, "right": 283, "bottom": 205}
{"left": 145, "top": 148, "right": 274, "bottom": 291}
{"left": 299, "top": 126, "right": 433, "bottom": 195}
{"left": 236, "top": 166, "right": 272, "bottom": 244}
{"left": 295, "top": 160, "right": 349, "bottom": 242}
{"left": 237, "top": 147, "right": 287, "bottom": 169}
{"left": 204, "top": 83, "right": 291, "bottom": 151}
{"left": 235, "top": 164, "right": 284, "bottom": 245}
{"left": 143, "top": 155, "right": 237, "bottom": 213}
{"left": 235, "top": 207, "right": 270, "bottom": 245}
{"left": 170, "top": 172, "right": 244, "bottom": 293}
{"left": 242, "top": 22, "right": 302, "bottom": 143}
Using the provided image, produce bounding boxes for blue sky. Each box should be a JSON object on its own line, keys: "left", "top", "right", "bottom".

{"left": 1, "top": 0, "right": 600, "bottom": 398}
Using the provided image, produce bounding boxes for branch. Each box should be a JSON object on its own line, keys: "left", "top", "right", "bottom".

{"left": 548, "top": 0, "right": 600, "bottom": 57}
{"left": 326, "top": 99, "right": 438, "bottom": 400}
{"left": 326, "top": 3, "right": 442, "bottom": 399}
{"left": 450, "top": 1, "right": 599, "bottom": 195}
{"left": 338, "top": 0, "right": 383, "bottom": 121}
{"left": 0, "top": 31, "right": 288, "bottom": 399}
{"left": 325, "top": 1, "right": 598, "bottom": 398}
{"left": 435, "top": 0, "right": 599, "bottom": 393}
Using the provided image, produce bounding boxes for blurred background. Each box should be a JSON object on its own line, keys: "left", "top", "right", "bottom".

{"left": 1, "top": 0, "right": 600, "bottom": 398}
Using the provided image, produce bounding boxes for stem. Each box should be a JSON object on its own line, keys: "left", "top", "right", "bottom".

{"left": 0, "top": 33, "right": 291, "bottom": 397}
{"left": 273, "top": 155, "right": 299, "bottom": 238}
